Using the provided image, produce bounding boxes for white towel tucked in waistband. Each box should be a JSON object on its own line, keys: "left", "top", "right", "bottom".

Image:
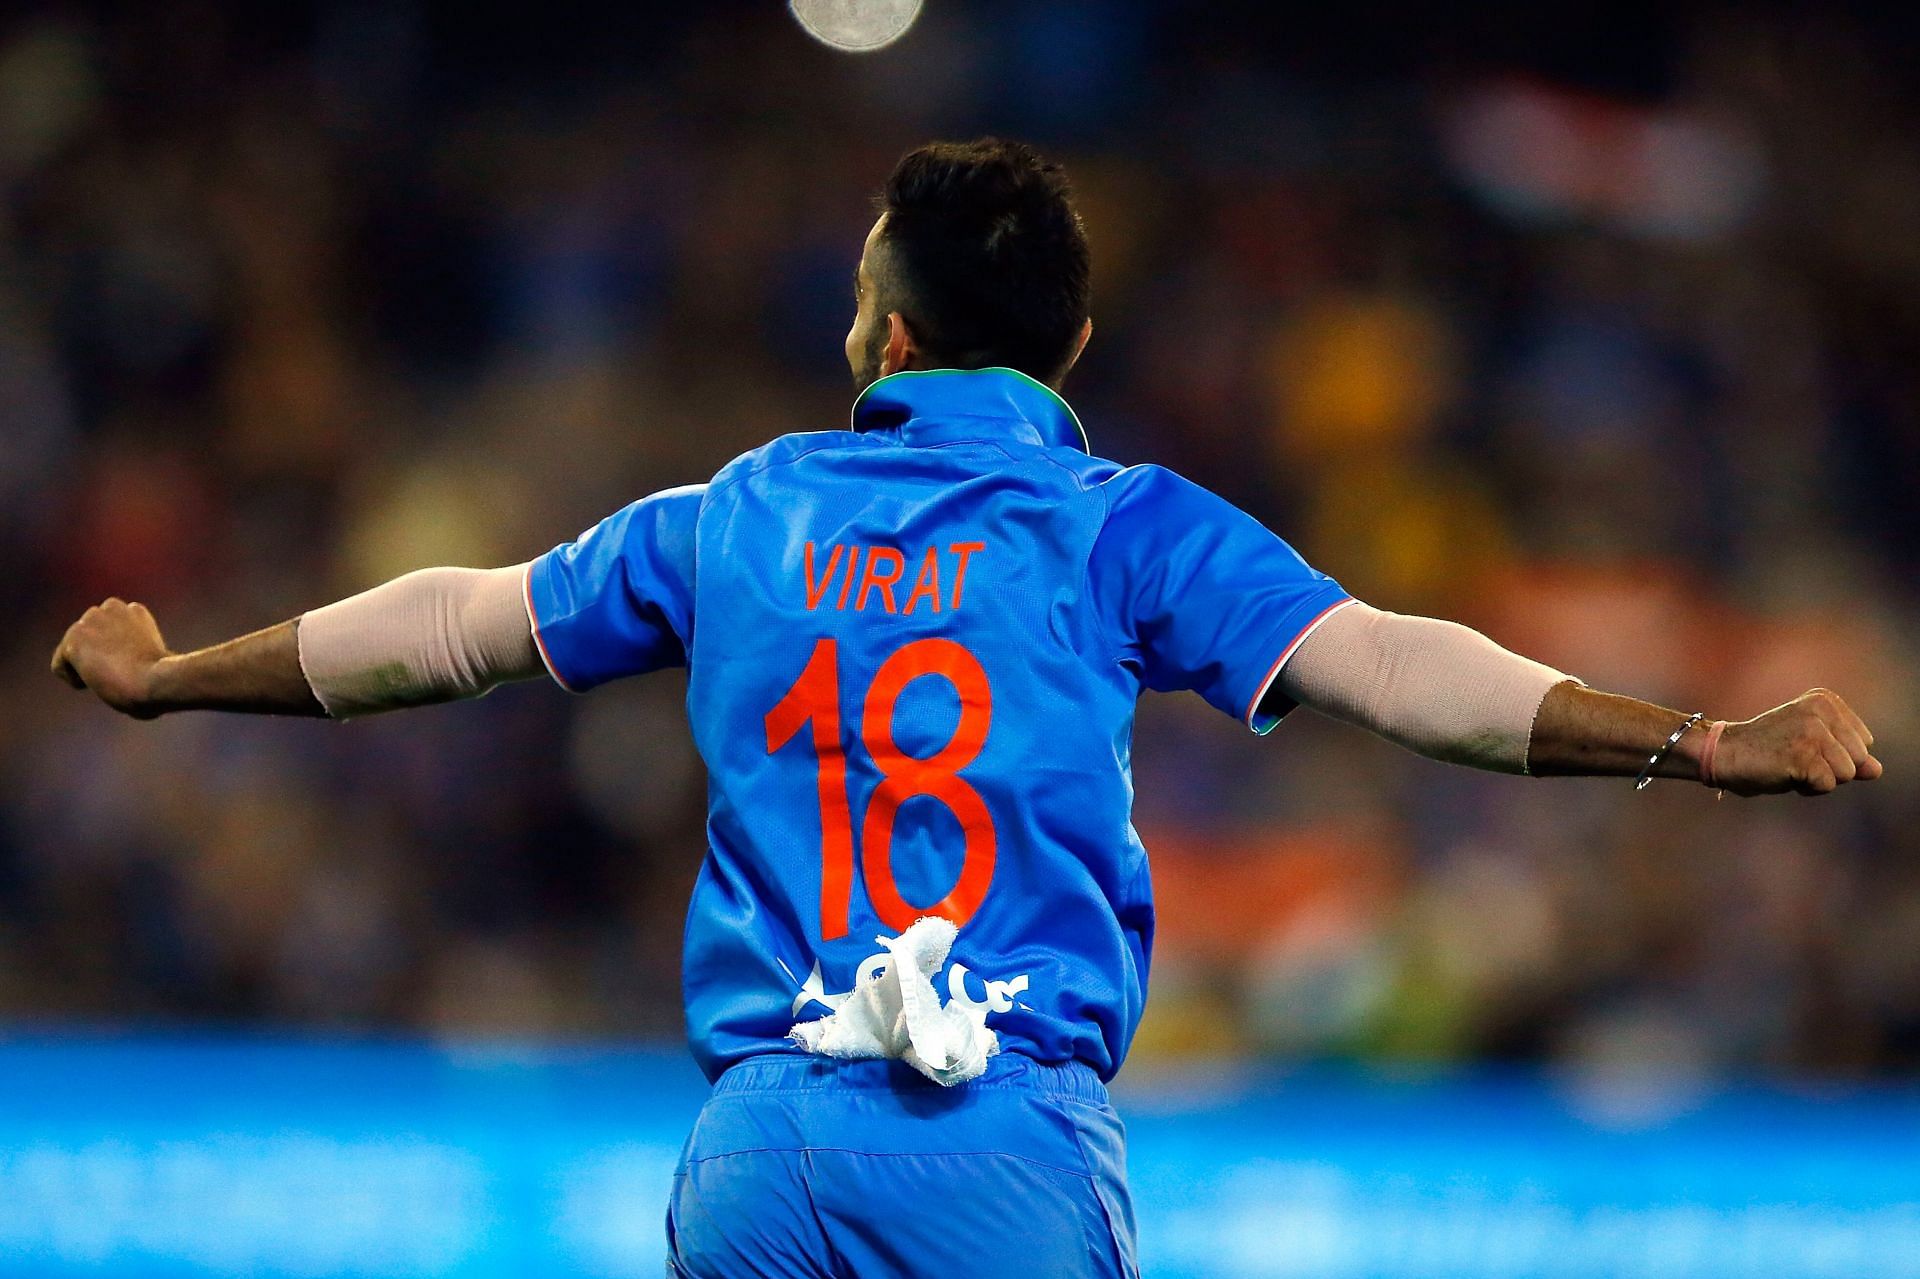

{"left": 787, "top": 916, "right": 999, "bottom": 1087}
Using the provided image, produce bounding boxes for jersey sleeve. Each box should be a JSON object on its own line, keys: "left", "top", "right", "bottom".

{"left": 524, "top": 484, "right": 704, "bottom": 692}
{"left": 1088, "top": 465, "right": 1350, "bottom": 734}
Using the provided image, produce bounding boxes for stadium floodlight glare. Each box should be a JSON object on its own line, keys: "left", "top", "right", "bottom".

{"left": 789, "top": 0, "right": 924, "bottom": 51}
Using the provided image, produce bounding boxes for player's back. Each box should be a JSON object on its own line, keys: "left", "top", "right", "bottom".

{"left": 668, "top": 366, "right": 1348, "bottom": 1084}
{"left": 683, "top": 369, "right": 1149, "bottom": 1081}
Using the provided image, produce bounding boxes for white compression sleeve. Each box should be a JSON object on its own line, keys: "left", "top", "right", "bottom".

{"left": 1276, "top": 601, "right": 1578, "bottom": 774}
{"left": 296, "top": 564, "right": 545, "bottom": 719}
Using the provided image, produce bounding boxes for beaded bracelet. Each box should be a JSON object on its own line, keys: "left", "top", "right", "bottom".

{"left": 1634, "top": 711, "right": 1705, "bottom": 791}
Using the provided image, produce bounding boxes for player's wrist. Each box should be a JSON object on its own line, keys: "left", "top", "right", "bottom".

{"left": 1651, "top": 717, "right": 1730, "bottom": 785}
{"left": 1647, "top": 715, "right": 1714, "bottom": 782}
{"left": 1695, "top": 718, "right": 1730, "bottom": 788}
{"left": 1662, "top": 720, "right": 1705, "bottom": 775}
{"left": 136, "top": 652, "right": 185, "bottom": 716}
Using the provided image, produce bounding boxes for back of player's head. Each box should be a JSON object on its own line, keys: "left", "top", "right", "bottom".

{"left": 876, "top": 138, "right": 1091, "bottom": 385}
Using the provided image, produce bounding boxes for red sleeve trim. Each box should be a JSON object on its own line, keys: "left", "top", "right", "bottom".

{"left": 1242, "top": 596, "right": 1357, "bottom": 731}
{"left": 523, "top": 562, "right": 579, "bottom": 694}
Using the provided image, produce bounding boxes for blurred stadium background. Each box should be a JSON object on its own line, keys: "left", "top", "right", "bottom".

{"left": 3, "top": 1, "right": 1919, "bottom": 1275}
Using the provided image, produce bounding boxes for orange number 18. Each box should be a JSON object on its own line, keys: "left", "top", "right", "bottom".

{"left": 764, "top": 637, "right": 997, "bottom": 940}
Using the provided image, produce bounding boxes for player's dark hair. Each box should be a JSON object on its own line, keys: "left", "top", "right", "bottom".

{"left": 877, "top": 138, "right": 1091, "bottom": 384}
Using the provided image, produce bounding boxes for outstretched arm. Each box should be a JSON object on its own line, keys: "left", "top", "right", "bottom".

{"left": 51, "top": 565, "right": 545, "bottom": 720}
{"left": 1272, "top": 602, "right": 1881, "bottom": 796}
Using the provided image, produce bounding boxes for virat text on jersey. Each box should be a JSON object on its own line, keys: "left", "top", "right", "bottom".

{"left": 802, "top": 541, "right": 988, "bottom": 614}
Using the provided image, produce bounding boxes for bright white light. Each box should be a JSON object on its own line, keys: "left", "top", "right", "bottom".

{"left": 789, "top": 0, "right": 924, "bottom": 52}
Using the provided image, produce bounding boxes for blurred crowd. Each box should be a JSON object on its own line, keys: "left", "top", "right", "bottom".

{"left": 2, "top": 1, "right": 1918, "bottom": 1083}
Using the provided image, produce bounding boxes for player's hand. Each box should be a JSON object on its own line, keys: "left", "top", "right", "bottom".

{"left": 51, "top": 598, "right": 171, "bottom": 719}
{"left": 1710, "top": 689, "right": 1882, "bottom": 797}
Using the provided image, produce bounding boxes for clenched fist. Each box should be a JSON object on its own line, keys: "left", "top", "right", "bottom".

{"left": 1711, "top": 688, "right": 1882, "bottom": 797}
{"left": 51, "top": 598, "right": 171, "bottom": 719}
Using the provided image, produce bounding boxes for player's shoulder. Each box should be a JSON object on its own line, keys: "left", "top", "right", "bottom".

{"left": 597, "top": 481, "right": 709, "bottom": 540}
{"left": 704, "top": 429, "right": 871, "bottom": 493}
{"left": 1079, "top": 461, "right": 1283, "bottom": 579}
{"left": 1085, "top": 460, "right": 1232, "bottom": 523}
{"left": 1041, "top": 444, "right": 1129, "bottom": 490}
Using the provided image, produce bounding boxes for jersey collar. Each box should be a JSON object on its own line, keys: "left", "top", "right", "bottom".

{"left": 849, "top": 367, "right": 1090, "bottom": 453}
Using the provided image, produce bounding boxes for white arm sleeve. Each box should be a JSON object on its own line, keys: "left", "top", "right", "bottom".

{"left": 1276, "top": 601, "right": 1579, "bottom": 774}
{"left": 295, "top": 564, "right": 545, "bottom": 719}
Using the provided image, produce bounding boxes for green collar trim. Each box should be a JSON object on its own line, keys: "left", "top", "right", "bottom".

{"left": 849, "top": 366, "right": 1090, "bottom": 453}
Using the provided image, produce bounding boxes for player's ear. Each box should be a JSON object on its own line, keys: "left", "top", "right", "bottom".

{"left": 882, "top": 312, "right": 919, "bottom": 376}
{"left": 1060, "top": 318, "right": 1093, "bottom": 381}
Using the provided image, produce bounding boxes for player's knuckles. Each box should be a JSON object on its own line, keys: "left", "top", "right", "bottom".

{"left": 1799, "top": 767, "right": 1837, "bottom": 795}
{"left": 1799, "top": 695, "right": 1840, "bottom": 730}
{"left": 1788, "top": 751, "right": 1831, "bottom": 787}
{"left": 1846, "top": 712, "right": 1875, "bottom": 748}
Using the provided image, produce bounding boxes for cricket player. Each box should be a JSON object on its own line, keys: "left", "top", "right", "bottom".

{"left": 53, "top": 139, "right": 1881, "bottom": 1278}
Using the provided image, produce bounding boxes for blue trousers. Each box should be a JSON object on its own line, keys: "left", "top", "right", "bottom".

{"left": 666, "top": 1052, "right": 1140, "bottom": 1278}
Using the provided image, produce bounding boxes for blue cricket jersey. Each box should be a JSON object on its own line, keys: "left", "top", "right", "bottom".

{"left": 525, "top": 368, "right": 1349, "bottom": 1083}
